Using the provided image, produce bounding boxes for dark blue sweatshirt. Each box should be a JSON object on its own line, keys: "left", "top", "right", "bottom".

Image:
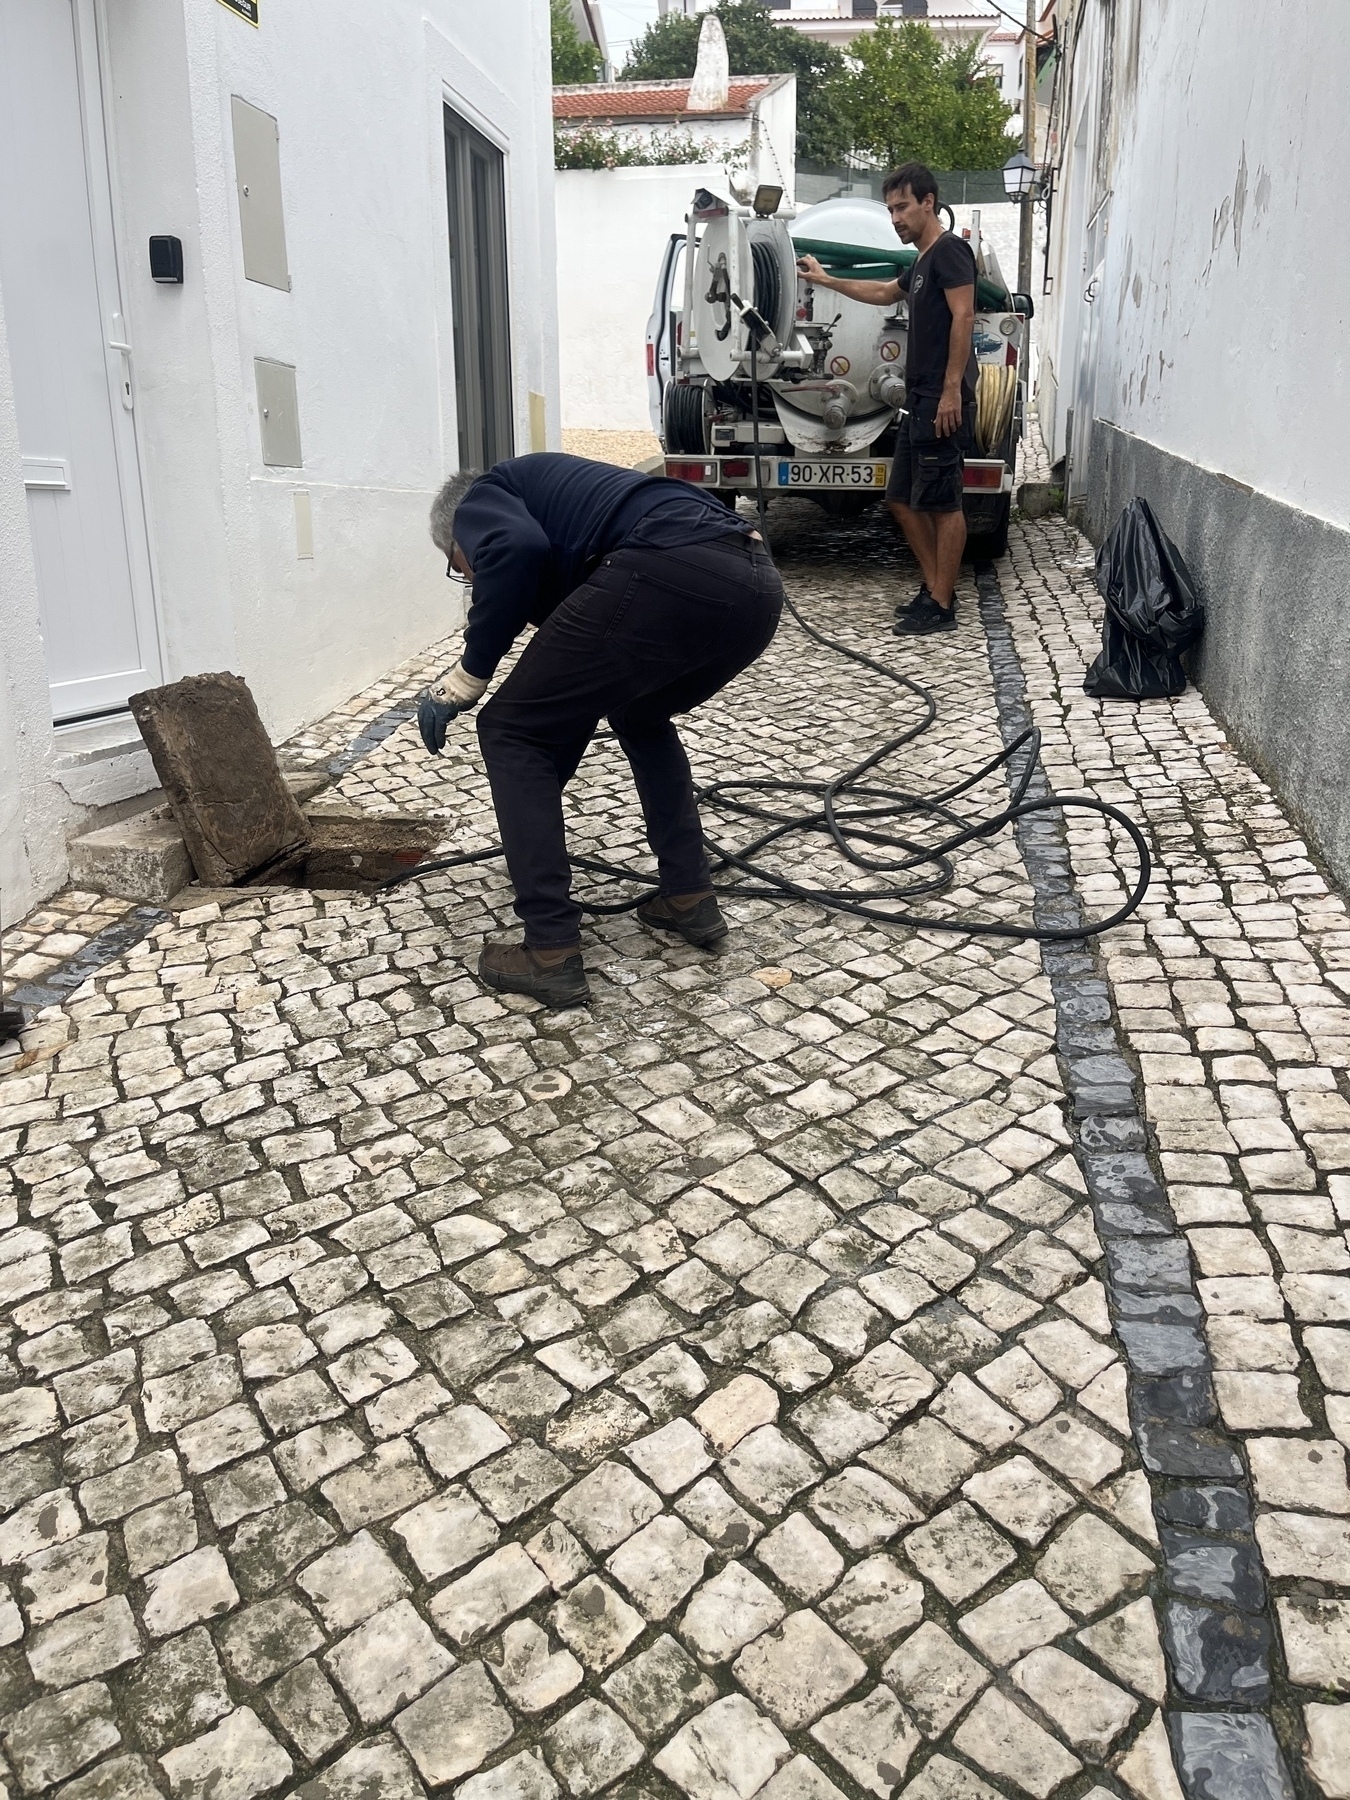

{"left": 451, "top": 453, "right": 752, "bottom": 679}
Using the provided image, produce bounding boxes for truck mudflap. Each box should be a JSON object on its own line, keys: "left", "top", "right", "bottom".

{"left": 663, "top": 455, "right": 1012, "bottom": 495}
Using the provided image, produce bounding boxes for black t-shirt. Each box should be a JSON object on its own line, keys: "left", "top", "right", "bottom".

{"left": 898, "top": 231, "right": 979, "bottom": 404}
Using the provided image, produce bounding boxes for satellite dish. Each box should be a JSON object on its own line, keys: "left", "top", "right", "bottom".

{"left": 690, "top": 209, "right": 750, "bottom": 381}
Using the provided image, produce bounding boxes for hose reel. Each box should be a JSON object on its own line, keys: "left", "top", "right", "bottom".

{"left": 976, "top": 365, "right": 1017, "bottom": 455}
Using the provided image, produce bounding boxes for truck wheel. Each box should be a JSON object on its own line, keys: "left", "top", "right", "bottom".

{"left": 965, "top": 495, "right": 1010, "bottom": 562}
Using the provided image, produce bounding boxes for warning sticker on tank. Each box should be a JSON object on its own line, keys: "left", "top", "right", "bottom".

{"left": 829, "top": 356, "right": 851, "bottom": 376}
{"left": 880, "top": 340, "right": 901, "bottom": 362}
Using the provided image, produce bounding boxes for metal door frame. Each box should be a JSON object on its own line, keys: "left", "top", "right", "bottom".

{"left": 57, "top": 0, "right": 164, "bottom": 723}
{"left": 646, "top": 231, "right": 684, "bottom": 435}
{"left": 443, "top": 103, "right": 513, "bottom": 471}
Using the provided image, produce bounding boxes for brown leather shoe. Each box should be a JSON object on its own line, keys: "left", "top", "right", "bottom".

{"left": 636, "top": 890, "right": 728, "bottom": 949}
{"left": 478, "top": 941, "right": 590, "bottom": 1009}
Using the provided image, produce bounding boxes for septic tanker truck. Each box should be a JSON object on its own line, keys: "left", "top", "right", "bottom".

{"left": 645, "top": 185, "right": 1033, "bottom": 559}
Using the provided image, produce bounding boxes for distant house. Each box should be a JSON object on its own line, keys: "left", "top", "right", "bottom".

{"left": 765, "top": 0, "right": 882, "bottom": 52}
{"left": 761, "top": 0, "right": 1032, "bottom": 113}
{"left": 566, "top": 0, "right": 611, "bottom": 75}
{"left": 553, "top": 75, "right": 798, "bottom": 201}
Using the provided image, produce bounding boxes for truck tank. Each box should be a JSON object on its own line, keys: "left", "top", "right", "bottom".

{"left": 780, "top": 196, "right": 913, "bottom": 456}
{"left": 670, "top": 188, "right": 1019, "bottom": 468}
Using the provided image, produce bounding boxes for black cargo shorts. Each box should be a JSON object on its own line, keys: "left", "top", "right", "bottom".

{"left": 885, "top": 398, "right": 977, "bottom": 513}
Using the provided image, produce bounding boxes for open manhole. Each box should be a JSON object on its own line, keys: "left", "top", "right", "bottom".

{"left": 245, "top": 813, "right": 442, "bottom": 892}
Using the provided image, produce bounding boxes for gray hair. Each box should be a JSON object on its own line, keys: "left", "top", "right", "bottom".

{"left": 430, "top": 469, "right": 483, "bottom": 554}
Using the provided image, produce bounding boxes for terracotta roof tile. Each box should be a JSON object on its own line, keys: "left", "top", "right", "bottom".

{"left": 552, "top": 77, "right": 774, "bottom": 121}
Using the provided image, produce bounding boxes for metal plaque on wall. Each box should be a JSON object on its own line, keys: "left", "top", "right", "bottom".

{"left": 217, "top": 0, "right": 259, "bottom": 25}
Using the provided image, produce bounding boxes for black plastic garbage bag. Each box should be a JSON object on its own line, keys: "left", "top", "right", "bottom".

{"left": 1083, "top": 497, "right": 1205, "bottom": 699}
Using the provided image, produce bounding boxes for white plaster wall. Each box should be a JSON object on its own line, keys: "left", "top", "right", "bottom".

{"left": 1037, "top": 0, "right": 1120, "bottom": 471}
{"left": 0, "top": 0, "right": 557, "bottom": 917}
{"left": 0, "top": 286, "right": 67, "bottom": 920}
{"left": 752, "top": 80, "right": 797, "bottom": 202}
{"left": 557, "top": 164, "right": 726, "bottom": 432}
{"left": 102, "top": 0, "right": 559, "bottom": 741}
{"left": 990, "top": 41, "right": 1023, "bottom": 104}
{"left": 1042, "top": 0, "right": 1350, "bottom": 529}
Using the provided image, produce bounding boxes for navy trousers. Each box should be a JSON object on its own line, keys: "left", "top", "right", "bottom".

{"left": 476, "top": 533, "right": 783, "bottom": 947}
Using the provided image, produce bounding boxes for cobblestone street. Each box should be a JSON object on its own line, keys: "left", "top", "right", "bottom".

{"left": 1, "top": 499, "right": 1347, "bottom": 1800}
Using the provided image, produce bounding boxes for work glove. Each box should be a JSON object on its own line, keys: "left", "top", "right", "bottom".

{"left": 416, "top": 661, "right": 489, "bottom": 755}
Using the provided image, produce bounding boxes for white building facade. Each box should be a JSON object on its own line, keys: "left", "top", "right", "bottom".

{"left": 1037, "top": 0, "right": 1350, "bottom": 887}
{"left": 763, "top": 1, "right": 1029, "bottom": 107}
{"left": 0, "top": 0, "right": 559, "bottom": 919}
{"left": 662, "top": 0, "right": 1028, "bottom": 99}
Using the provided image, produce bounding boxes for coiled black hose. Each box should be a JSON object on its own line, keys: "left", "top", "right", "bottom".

{"left": 751, "top": 238, "right": 782, "bottom": 344}
{"left": 381, "top": 568, "right": 1151, "bottom": 943}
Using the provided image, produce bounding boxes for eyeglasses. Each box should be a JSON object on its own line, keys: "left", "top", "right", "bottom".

{"left": 445, "top": 556, "right": 470, "bottom": 589}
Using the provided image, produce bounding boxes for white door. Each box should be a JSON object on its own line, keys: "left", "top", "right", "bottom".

{"left": 0, "top": 0, "right": 161, "bottom": 723}
{"left": 645, "top": 233, "right": 685, "bottom": 436}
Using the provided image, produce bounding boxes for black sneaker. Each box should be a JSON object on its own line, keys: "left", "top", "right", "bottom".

{"left": 637, "top": 892, "right": 728, "bottom": 949}
{"left": 893, "top": 595, "right": 957, "bottom": 636}
{"left": 894, "top": 583, "right": 932, "bottom": 619}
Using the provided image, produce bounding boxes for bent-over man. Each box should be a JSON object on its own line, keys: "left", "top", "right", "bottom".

{"left": 798, "top": 161, "right": 977, "bottom": 636}
{"left": 420, "top": 453, "right": 783, "bottom": 1009}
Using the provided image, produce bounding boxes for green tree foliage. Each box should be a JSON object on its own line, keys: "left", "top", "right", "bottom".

{"left": 551, "top": 0, "right": 602, "bottom": 85}
{"left": 622, "top": 0, "right": 850, "bottom": 166}
{"left": 840, "top": 19, "right": 1015, "bottom": 172}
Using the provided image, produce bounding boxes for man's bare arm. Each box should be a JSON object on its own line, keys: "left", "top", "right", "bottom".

{"left": 935, "top": 282, "right": 975, "bottom": 438}
{"left": 796, "top": 254, "right": 901, "bottom": 309}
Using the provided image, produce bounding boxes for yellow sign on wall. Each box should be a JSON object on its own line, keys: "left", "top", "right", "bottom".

{"left": 217, "top": 0, "right": 259, "bottom": 25}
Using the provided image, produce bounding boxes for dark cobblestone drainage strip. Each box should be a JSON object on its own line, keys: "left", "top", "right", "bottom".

{"left": 324, "top": 703, "right": 418, "bottom": 779}
{"left": 977, "top": 564, "right": 1299, "bottom": 1800}
{"left": 6, "top": 908, "right": 171, "bottom": 1015}
{"left": 4, "top": 704, "right": 418, "bottom": 1027}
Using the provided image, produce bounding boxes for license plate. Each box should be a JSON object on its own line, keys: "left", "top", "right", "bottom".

{"left": 776, "top": 460, "right": 887, "bottom": 488}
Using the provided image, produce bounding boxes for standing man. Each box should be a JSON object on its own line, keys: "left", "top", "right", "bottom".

{"left": 797, "top": 162, "right": 977, "bottom": 636}
{"left": 418, "top": 453, "right": 783, "bottom": 1009}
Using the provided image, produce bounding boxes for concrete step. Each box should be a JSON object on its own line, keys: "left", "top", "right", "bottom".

{"left": 68, "top": 812, "right": 193, "bottom": 905}
{"left": 68, "top": 770, "right": 334, "bottom": 904}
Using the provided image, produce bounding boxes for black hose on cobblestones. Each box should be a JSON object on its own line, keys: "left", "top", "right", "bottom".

{"left": 684, "top": 584, "right": 1152, "bottom": 940}
{"left": 380, "top": 580, "right": 1152, "bottom": 943}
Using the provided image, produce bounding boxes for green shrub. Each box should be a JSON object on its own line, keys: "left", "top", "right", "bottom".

{"left": 554, "top": 124, "right": 735, "bottom": 171}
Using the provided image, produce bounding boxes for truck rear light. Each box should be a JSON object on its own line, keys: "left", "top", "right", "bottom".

{"left": 721, "top": 459, "right": 750, "bottom": 477}
{"left": 666, "top": 460, "right": 716, "bottom": 483}
{"left": 963, "top": 462, "right": 1004, "bottom": 490}
{"left": 646, "top": 343, "right": 655, "bottom": 376}
{"left": 1006, "top": 344, "right": 1016, "bottom": 366}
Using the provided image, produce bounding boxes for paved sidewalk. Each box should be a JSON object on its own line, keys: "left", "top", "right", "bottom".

{"left": 0, "top": 501, "right": 1344, "bottom": 1799}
